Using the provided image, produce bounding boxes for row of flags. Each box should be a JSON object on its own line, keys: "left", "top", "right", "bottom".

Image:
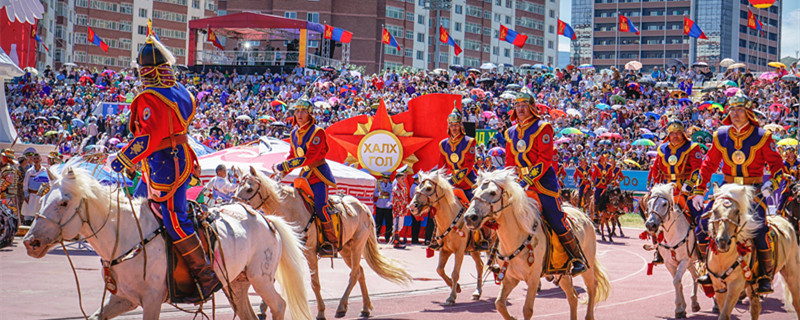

{"left": 383, "top": 24, "right": 530, "bottom": 57}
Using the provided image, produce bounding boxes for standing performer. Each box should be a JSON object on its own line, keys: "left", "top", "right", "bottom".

{"left": 648, "top": 119, "right": 704, "bottom": 264}
{"left": 691, "top": 93, "right": 785, "bottom": 294}
{"left": 554, "top": 151, "right": 567, "bottom": 188}
{"left": 438, "top": 107, "right": 489, "bottom": 251}
{"left": 274, "top": 98, "right": 339, "bottom": 256}
{"left": 21, "top": 153, "right": 46, "bottom": 225}
{"left": 110, "top": 33, "right": 221, "bottom": 302}
{"left": 391, "top": 165, "right": 412, "bottom": 249}
{"left": 505, "top": 90, "right": 587, "bottom": 275}
{"left": 0, "top": 149, "right": 20, "bottom": 218}
{"left": 607, "top": 158, "right": 625, "bottom": 188}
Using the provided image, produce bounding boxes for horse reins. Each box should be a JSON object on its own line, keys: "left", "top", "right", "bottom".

{"left": 233, "top": 175, "right": 269, "bottom": 210}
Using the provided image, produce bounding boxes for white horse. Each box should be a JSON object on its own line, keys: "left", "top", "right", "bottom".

{"left": 407, "top": 170, "right": 485, "bottom": 305}
{"left": 706, "top": 184, "right": 800, "bottom": 320}
{"left": 642, "top": 184, "right": 701, "bottom": 318}
{"left": 22, "top": 167, "right": 312, "bottom": 320}
{"left": 234, "top": 166, "right": 412, "bottom": 320}
{"left": 464, "top": 169, "right": 611, "bottom": 320}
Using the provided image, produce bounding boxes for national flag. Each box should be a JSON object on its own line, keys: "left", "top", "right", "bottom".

{"left": 323, "top": 24, "right": 353, "bottom": 43}
{"left": 207, "top": 27, "right": 224, "bottom": 50}
{"left": 31, "top": 23, "right": 49, "bottom": 52}
{"left": 499, "top": 25, "right": 527, "bottom": 48}
{"left": 147, "top": 19, "right": 160, "bottom": 41}
{"left": 747, "top": 10, "right": 764, "bottom": 36}
{"left": 439, "top": 26, "right": 462, "bottom": 56}
{"left": 748, "top": 0, "right": 776, "bottom": 9}
{"left": 683, "top": 17, "right": 708, "bottom": 40}
{"left": 87, "top": 27, "right": 109, "bottom": 52}
{"left": 557, "top": 19, "right": 576, "bottom": 40}
{"left": 382, "top": 27, "right": 400, "bottom": 50}
{"left": 618, "top": 14, "right": 639, "bottom": 35}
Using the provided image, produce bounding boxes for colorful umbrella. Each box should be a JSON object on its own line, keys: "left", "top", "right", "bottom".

{"left": 566, "top": 108, "right": 582, "bottom": 117}
{"left": 725, "top": 87, "right": 739, "bottom": 96}
{"left": 549, "top": 109, "right": 566, "bottom": 118}
{"left": 600, "top": 132, "right": 622, "bottom": 140}
{"left": 632, "top": 139, "right": 656, "bottom": 146}
{"left": 759, "top": 72, "right": 779, "bottom": 81}
{"left": 727, "top": 63, "right": 746, "bottom": 70}
{"left": 769, "top": 103, "right": 787, "bottom": 112}
{"left": 719, "top": 58, "right": 736, "bottom": 68}
{"left": 258, "top": 115, "right": 276, "bottom": 123}
{"left": 646, "top": 151, "right": 658, "bottom": 157}
{"left": 554, "top": 137, "right": 571, "bottom": 144}
{"left": 768, "top": 61, "right": 786, "bottom": 69}
{"left": 623, "top": 159, "right": 641, "bottom": 168}
{"left": 624, "top": 60, "right": 642, "bottom": 71}
{"left": 699, "top": 101, "right": 724, "bottom": 112}
{"left": 559, "top": 127, "right": 584, "bottom": 135}
{"left": 270, "top": 100, "right": 286, "bottom": 108}
{"left": 778, "top": 138, "right": 799, "bottom": 146}
{"left": 610, "top": 95, "right": 626, "bottom": 104}
{"left": 644, "top": 112, "right": 661, "bottom": 119}
{"left": 482, "top": 111, "right": 497, "bottom": 119}
{"left": 595, "top": 103, "right": 610, "bottom": 110}
{"left": 578, "top": 64, "right": 594, "bottom": 70}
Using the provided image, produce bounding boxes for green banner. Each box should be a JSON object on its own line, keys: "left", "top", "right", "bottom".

{"left": 475, "top": 129, "right": 498, "bottom": 146}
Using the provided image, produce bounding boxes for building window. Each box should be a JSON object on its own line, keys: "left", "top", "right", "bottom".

{"left": 492, "top": 46, "right": 499, "bottom": 55}
{"left": 548, "top": 40, "right": 553, "bottom": 49}
{"left": 455, "top": 22, "right": 461, "bottom": 32}
{"left": 404, "top": 30, "right": 412, "bottom": 39}
{"left": 549, "top": 9, "right": 554, "bottom": 18}
{"left": 495, "top": 0, "right": 501, "bottom": 5}
{"left": 506, "top": 0, "right": 512, "bottom": 8}
{"left": 453, "top": 56, "right": 460, "bottom": 65}
{"left": 494, "top": 13, "right": 500, "bottom": 22}
{"left": 455, "top": 5, "right": 462, "bottom": 14}
{"left": 137, "top": 25, "right": 147, "bottom": 35}
{"left": 418, "top": 14, "right": 425, "bottom": 24}
{"left": 307, "top": 12, "right": 319, "bottom": 23}
{"left": 548, "top": 25, "right": 554, "bottom": 34}
{"left": 406, "top": 12, "right": 414, "bottom": 21}
{"left": 416, "top": 50, "right": 423, "bottom": 60}
{"left": 417, "top": 32, "right": 424, "bottom": 42}
{"left": 505, "top": 16, "right": 511, "bottom": 24}
{"left": 139, "top": 8, "right": 147, "bottom": 18}
{"left": 405, "top": 48, "right": 412, "bottom": 57}
{"left": 120, "top": 3, "right": 132, "bottom": 14}
{"left": 192, "top": 0, "right": 200, "bottom": 9}
{"left": 441, "top": 17, "right": 450, "bottom": 28}
{"left": 504, "top": 48, "right": 510, "bottom": 57}
{"left": 284, "top": 11, "right": 296, "bottom": 19}
{"left": 386, "top": 6, "right": 404, "bottom": 20}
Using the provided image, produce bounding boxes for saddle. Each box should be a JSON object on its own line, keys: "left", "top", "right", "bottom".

{"left": 522, "top": 190, "right": 583, "bottom": 275}
{"left": 294, "top": 178, "right": 343, "bottom": 252}
{"left": 153, "top": 200, "right": 219, "bottom": 304}
{"left": 744, "top": 224, "right": 780, "bottom": 283}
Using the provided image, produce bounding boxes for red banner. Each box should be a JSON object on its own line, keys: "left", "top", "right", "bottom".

{"left": 0, "top": 8, "right": 36, "bottom": 69}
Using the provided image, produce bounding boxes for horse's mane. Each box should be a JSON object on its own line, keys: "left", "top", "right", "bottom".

{"left": 711, "top": 184, "right": 761, "bottom": 240}
{"left": 476, "top": 169, "right": 540, "bottom": 235}
{"left": 420, "top": 170, "right": 456, "bottom": 207}
{"left": 56, "top": 167, "right": 146, "bottom": 211}
{"left": 649, "top": 184, "right": 675, "bottom": 206}
{"left": 250, "top": 169, "right": 291, "bottom": 209}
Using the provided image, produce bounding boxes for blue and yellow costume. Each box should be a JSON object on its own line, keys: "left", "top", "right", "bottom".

{"left": 693, "top": 93, "right": 785, "bottom": 294}
{"left": 573, "top": 159, "right": 592, "bottom": 209}
{"left": 439, "top": 107, "right": 478, "bottom": 200}
{"left": 275, "top": 98, "right": 339, "bottom": 255}
{"left": 504, "top": 89, "right": 587, "bottom": 275}
{"left": 777, "top": 147, "right": 798, "bottom": 215}
{"left": 110, "top": 33, "right": 220, "bottom": 302}
{"left": 591, "top": 152, "right": 612, "bottom": 220}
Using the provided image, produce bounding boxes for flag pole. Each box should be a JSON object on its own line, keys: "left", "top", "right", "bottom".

{"left": 379, "top": 24, "right": 384, "bottom": 73}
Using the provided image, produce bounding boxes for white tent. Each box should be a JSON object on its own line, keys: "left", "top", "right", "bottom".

{"left": 0, "top": 46, "right": 23, "bottom": 144}
{"left": 198, "top": 137, "right": 377, "bottom": 207}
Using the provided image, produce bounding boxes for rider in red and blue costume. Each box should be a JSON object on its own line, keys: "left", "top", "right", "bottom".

{"left": 554, "top": 151, "right": 567, "bottom": 188}
{"left": 275, "top": 98, "right": 339, "bottom": 256}
{"left": 573, "top": 158, "right": 592, "bottom": 209}
{"left": 110, "top": 34, "right": 220, "bottom": 302}
{"left": 504, "top": 89, "right": 587, "bottom": 276}
{"left": 648, "top": 119, "right": 704, "bottom": 265}
{"left": 691, "top": 93, "right": 786, "bottom": 294}
{"left": 591, "top": 151, "right": 613, "bottom": 223}
{"left": 777, "top": 146, "right": 799, "bottom": 215}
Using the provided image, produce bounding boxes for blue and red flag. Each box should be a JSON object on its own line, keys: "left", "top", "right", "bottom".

{"left": 499, "top": 25, "right": 527, "bottom": 48}
{"left": 31, "top": 23, "right": 48, "bottom": 52}
{"left": 207, "top": 27, "right": 224, "bottom": 50}
{"left": 439, "top": 26, "right": 462, "bottom": 56}
{"left": 557, "top": 19, "right": 576, "bottom": 40}
{"left": 382, "top": 27, "right": 400, "bottom": 50}
{"left": 747, "top": 10, "right": 764, "bottom": 36}
{"left": 683, "top": 17, "right": 708, "bottom": 39}
{"left": 618, "top": 14, "right": 639, "bottom": 35}
{"left": 324, "top": 24, "right": 353, "bottom": 43}
{"left": 87, "top": 27, "right": 108, "bottom": 52}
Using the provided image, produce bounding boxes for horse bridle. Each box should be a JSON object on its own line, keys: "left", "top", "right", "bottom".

{"left": 414, "top": 178, "right": 447, "bottom": 213}
{"left": 234, "top": 175, "right": 269, "bottom": 209}
{"left": 647, "top": 194, "right": 678, "bottom": 233}
{"left": 707, "top": 195, "right": 747, "bottom": 240}
{"left": 33, "top": 198, "right": 110, "bottom": 243}
{"left": 472, "top": 181, "right": 511, "bottom": 222}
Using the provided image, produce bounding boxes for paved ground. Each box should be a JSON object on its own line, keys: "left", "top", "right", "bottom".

{"left": 1, "top": 227, "right": 794, "bottom": 320}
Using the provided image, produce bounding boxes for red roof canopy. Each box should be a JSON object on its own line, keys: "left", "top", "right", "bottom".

{"left": 188, "top": 12, "right": 308, "bottom": 31}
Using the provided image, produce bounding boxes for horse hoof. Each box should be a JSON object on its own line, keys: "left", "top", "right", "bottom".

{"left": 456, "top": 283, "right": 462, "bottom": 293}
{"left": 335, "top": 311, "right": 346, "bottom": 318}
{"left": 257, "top": 314, "right": 266, "bottom": 320}
{"left": 317, "top": 317, "right": 326, "bottom": 320}
{"left": 692, "top": 303, "right": 701, "bottom": 313}
{"left": 445, "top": 298, "right": 456, "bottom": 306}
{"left": 711, "top": 305, "right": 719, "bottom": 314}
{"left": 359, "top": 311, "right": 370, "bottom": 317}
{"left": 472, "top": 292, "right": 481, "bottom": 300}
{"left": 675, "top": 311, "right": 686, "bottom": 319}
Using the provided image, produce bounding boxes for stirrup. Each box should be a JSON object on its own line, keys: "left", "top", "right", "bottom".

{"left": 428, "top": 240, "right": 442, "bottom": 251}
{"left": 755, "top": 277, "right": 774, "bottom": 294}
{"left": 652, "top": 251, "right": 664, "bottom": 265}
{"left": 318, "top": 242, "right": 337, "bottom": 257}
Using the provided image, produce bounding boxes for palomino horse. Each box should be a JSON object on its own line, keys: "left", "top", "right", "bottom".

{"left": 22, "top": 167, "right": 311, "bottom": 320}
{"left": 407, "top": 170, "right": 485, "bottom": 305}
{"left": 464, "top": 169, "right": 610, "bottom": 320}
{"left": 643, "top": 184, "right": 701, "bottom": 319}
{"left": 706, "top": 184, "right": 800, "bottom": 319}
{"left": 234, "top": 166, "right": 412, "bottom": 320}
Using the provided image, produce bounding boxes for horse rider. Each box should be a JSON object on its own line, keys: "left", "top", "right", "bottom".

{"left": 504, "top": 89, "right": 587, "bottom": 276}
{"left": 777, "top": 146, "right": 799, "bottom": 216}
{"left": 691, "top": 93, "right": 786, "bottom": 294}
{"left": 573, "top": 157, "right": 592, "bottom": 209}
{"left": 274, "top": 98, "right": 339, "bottom": 256}
{"left": 648, "top": 119, "right": 704, "bottom": 265}
{"left": 554, "top": 151, "right": 567, "bottom": 188}
{"left": 591, "top": 151, "right": 613, "bottom": 224}
{"left": 110, "top": 33, "right": 221, "bottom": 302}
{"left": 0, "top": 149, "right": 20, "bottom": 219}
{"left": 607, "top": 158, "right": 625, "bottom": 188}
{"left": 437, "top": 107, "right": 490, "bottom": 251}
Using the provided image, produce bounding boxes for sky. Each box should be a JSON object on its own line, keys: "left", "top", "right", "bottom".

{"left": 558, "top": 0, "right": 800, "bottom": 59}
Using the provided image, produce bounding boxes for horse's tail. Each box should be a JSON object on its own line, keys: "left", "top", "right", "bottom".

{"left": 271, "top": 215, "right": 313, "bottom": 320}
{"left": 592, "top": 257, "right": 611, "bottom": 304}
{"left": 362, "top": 202, "right": 413, "bottom": 285}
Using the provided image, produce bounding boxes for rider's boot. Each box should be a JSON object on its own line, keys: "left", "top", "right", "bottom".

{"left": 557, "top": 231, "right": 588, "bottom": 276}
{"left": 652, "top": 237, "right": 664, "bottom": 265}
{"left": 319, "top": 220, "right": 339, "bottom": 257}
{"left": 696, "top": 242, "right": 712, "bottom": 286}
{"left": 755, "top": 248, "right": 774, "bottom": 294}
{"left": 174, "top": 233, "right": 222, "bottom": 303}
{"left": 473, "top": 228, "right": 490, "bottom": 251}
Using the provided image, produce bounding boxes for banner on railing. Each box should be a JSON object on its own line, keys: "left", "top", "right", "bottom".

{"left": 476, "top": 129, "right": 498, "bottom": 146}
{"left": 563, "top": 169, "right": 769, "bottom": 194}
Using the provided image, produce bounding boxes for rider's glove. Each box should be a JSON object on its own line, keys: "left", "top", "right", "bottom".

{"left": 681, "top": 183, "right": 692, "bottom": 194}
{"left": 690, "top": 195, "right": 704, "bottom": 211}
{"left": 761, "top": 180, "right": 774, "bottom": 198}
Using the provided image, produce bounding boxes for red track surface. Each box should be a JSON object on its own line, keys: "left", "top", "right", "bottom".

{"left": 0, "top": 227, "right": 794, "bottom": 319}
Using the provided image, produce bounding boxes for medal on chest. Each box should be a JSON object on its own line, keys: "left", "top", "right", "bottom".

{"left": 450, "top": 153, "right": 459, "bottom": 163}
{"left": 732, "top": 150, "right": 745, "bottom": 165}
{"left": 296, "top": 147, "right": 305, "bottom": 157}
{"left": 668, "top": 155, "right": 678, "bottom": 166}
{"left": 516, "top": 139, "right": 527, "bottom": 152}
